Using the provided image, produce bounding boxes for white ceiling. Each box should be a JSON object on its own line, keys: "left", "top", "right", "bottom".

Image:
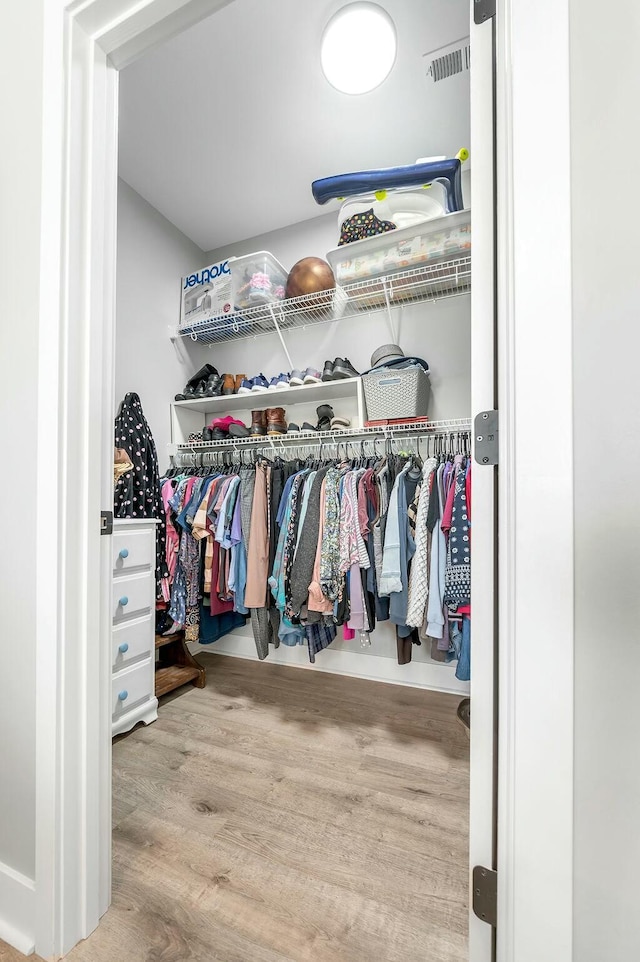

{"left": 118, "top": 0, "right": 470, "bottom": 252}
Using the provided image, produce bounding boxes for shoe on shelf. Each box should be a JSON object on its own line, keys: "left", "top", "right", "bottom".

{"left": 289, "top": 369, "right": 305, "bottom": 386}
{"left": 331, "top": 357, "right": 360, "bottom": 379}
{"left": 194, "top": 378, "right": 209, "bottom": 398}
{"left": 303, "top": 368, "right": 322, "bottom": 384}
{"left": 211, "top": 427, "right": 228, "bottom": 440}
{"left": 301, "top": 421, "right": 317, "bottom": 432}
{"left": 201, "top": 427, "right": 212, "bottom": 441}
{"left": 250, "top": 410, "right": 267, "bottom": 436}
{"left": 276, "top": 373, "right": 290, "bottom": 389}
{"left": 287, "top": 422, "right": 301, "bottom": 433}
{"left": 210, "top": 416, "right": 245, "bottom": 431}
{"left": 322, "top": 359, "right": 335, "bottom": 381}
{"left": 228, "top": 421, "right": 249, "bottom": 438}
{"left": 237, "top": 377, "right": 253, "bottom": 395}
{"left": 234, "top": 374, "right": 246, "bottom": 393}
{"left": 267, "top": 375, "right": 280, "bottom": 390}
{"left": 330, "top": 415, "right": 351, "bottom": 429}
{"left": 174, "top": 363, "right": 219, "bottom": 400}
{"left": 188, "top": 432, "right": 203, "bottom": 443}
{"left": 251, "top": 373, "right": 270, "bottom": 392}
{"left": 266, "top": 407, "right": 287, "bottom": 435}
{"left": 316, "top": 404, "right": 334, "bottom": 431}
{"left": 203, "top": 373, "right": 224, "bottom": 397}
{"left": 222, "top": 374, "right": 235, "bottom": 395}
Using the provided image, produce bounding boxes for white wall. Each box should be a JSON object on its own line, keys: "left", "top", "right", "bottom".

{"left": 0, "top": 0, "right": 41, "bottom": 893}
{"left": 570, "top": 2, "right": 640, "bottom": 959}
{"left": 116, "top": 178, "right": 210, "bottom": 461}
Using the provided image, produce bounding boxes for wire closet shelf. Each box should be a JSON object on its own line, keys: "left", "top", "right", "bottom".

{"left": 175, "top": 257, "right": 471, "bottom": 345}
{"left": 174, "top": 418, "right": 472, "bottom": 460}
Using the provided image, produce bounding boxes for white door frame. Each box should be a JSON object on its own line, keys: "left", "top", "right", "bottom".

{"left": 30, "top": 0, "right": 575, "bottom": 959}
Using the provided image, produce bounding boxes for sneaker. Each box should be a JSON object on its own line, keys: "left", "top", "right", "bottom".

{"left": 287, "top": 422, "right": 301, "bottom": 433}
{"left": 210, "top": 416, "right": 245, "bottom": 431}
{"left": 251, "top": 373, "right": 270, "bottom": 392}
{"left": 300, "top": 421, "right": 317, "bottom": 432}
{"left": 237, "top": 378, "right": 253, "bottom": 395}
{"left": 322, "top": 360, "right": 335, "bottom": 381}
{"left": 276, "top": 372, "right": 290, "bottom": 389}
{"left": 303, "top": 368, "right": 322, "bottom": 384}
{"left": 267, "top": 375, "right": 280, "bottom": 390}
{"left": 289, "top": 369, "right": 305, "bottom": 386}
{"left": 332, "top": 357, "right": 360, "bottom": 379}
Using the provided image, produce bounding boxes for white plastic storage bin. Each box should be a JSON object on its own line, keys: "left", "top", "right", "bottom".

{"left": 327, "top": 209, "right": 471, "bottom": 294}
{"left": 231, "top": 251, "right": 288, "bottom": 311}
{"left": 337, "top": 186, "right": 449, "bottom": 237}
{"left": 363, "top": 365, "right": 431, "bottom": 421}
{"left": 179, "top": 258, "right": 235, "bottom": 331}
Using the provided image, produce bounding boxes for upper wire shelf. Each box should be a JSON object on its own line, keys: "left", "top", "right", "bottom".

{"left": 174, "top": 257, "right": 471, "bottom": 345}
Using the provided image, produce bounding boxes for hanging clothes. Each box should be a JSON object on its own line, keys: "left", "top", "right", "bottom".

{"left": 114, "top": 392, "right": 168, "bottom": 597}
{"left": 162, "top": 433, "right": 472, "bottom": 675}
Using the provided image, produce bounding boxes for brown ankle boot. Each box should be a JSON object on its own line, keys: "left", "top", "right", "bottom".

{"left": 234, "top": 374, "right": 246, "bottom": 393}
{"left": 222, "top": 373, "right": 235, "bottom": 395}
{"left": 250, "top": 410, "right": 267, "bottom": 436}
{"left": 266, "top": 407, "right": 287, "bottom": 435}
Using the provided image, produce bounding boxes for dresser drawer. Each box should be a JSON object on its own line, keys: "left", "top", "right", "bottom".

{"left": 112, "top": 615, "right": 153, "bottom": 671}
{"left": 111, "top": 659, "right": 153, "bottom": 721}
{"left": 113, "top": 527, "right": 155, "bottom": 574}
{"left": 112, "top": 572, "right": 153, "bottom": 624}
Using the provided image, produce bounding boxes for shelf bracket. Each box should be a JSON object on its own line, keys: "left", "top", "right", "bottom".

{"left": 269, "top": 305, "right": 294, "bottom": 371}
{"left": 382, "top": 279, "right": 398, "bottom": 345}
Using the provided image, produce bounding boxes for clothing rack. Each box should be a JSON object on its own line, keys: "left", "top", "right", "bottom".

{"left": 172, "top": 418, "right": 473, "bottom": 466}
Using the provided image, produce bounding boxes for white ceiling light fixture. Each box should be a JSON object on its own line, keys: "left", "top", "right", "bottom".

{"left": 321, "top": 2, "right": 397, "bottom": 95}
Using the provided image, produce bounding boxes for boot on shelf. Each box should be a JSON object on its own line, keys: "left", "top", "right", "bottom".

{"left": 250, "top": 410, "right": 267, "bottom": 436}
{"left": 174, "top": 363, "right": 218, "bottom": 401}
{"left": 222, "top": 373, "right": 235, "bottom": 395}
{"left": 234, "top": 374, "right": 247, "bottom": 393}
{"left": 266, "top": 407, "right": 287, "bottom": 435}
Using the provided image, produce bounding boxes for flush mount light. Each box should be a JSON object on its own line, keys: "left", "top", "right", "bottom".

{"left": 321, "top": 2, "right": 397, "bottom": 95}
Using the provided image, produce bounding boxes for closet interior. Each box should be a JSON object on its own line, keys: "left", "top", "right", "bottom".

{"left": 109, "top": 0, "right": 476, "bottom": 957}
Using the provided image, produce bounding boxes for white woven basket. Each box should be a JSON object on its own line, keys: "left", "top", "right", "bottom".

{"left": 363, "top": 365, "right": 431, "bottom": 421}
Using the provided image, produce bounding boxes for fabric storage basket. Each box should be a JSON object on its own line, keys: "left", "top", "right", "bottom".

{"left": 363, "top": 364, "right": 431, "bottom": 421}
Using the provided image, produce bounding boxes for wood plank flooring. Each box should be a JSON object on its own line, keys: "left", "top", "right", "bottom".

{"left": 2, "top": 654, "right": 470, "bottom": 962}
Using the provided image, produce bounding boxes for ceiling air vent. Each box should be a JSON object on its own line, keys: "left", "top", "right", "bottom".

{"left": 424, "top": 36, "right": 470, "bottom": 83}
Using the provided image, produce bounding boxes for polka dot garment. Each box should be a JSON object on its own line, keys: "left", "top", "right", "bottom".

{"left": 338, "top": 208, "right": 397, "bottom": 246}
{"left": 114, "top": 392, "right": 169, "bottom": 595}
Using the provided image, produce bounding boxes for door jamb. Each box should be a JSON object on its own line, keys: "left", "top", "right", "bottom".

{"left": 33, "top": 0, "right": 575, "bottom": 958}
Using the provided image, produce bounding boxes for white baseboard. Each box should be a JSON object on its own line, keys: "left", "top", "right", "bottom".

{"left": 190, "top": 627, "right": 470, "bottom": 696}
{"left": 0, "top": 859, "right": 36, "bottom": 955}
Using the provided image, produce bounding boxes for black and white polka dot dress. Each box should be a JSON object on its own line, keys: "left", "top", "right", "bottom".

{"left": 114, "top": 392, "right": 169, "bottom": 596}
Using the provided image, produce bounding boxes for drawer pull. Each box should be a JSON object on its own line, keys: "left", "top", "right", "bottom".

{"left": 118, "top": 642, "right": 129, "bottom": 654}
{"left": 117, "top": 690, "right": 128, "bottom": 701}
{"left": 119, "top": 596, "right": 129, "bottom": 607}
{"left": 119, "top": 548, "right": 129, "bottom": 559}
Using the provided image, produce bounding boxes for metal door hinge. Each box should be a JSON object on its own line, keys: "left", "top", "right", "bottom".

{"left": 100, "top": 510, "right": 113, "bottom": 536}
{"left": 472, "top": 865, "right": 497, "bottom": 927}
{"left": 474, "top": 0, "right": 496, "bottom": 24}
{"left": 474, "top": 410, "right": 499, "bottom": 465}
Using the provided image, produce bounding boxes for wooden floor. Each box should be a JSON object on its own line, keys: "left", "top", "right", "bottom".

{"left": 2, "top": 653, "right": 470, "bottom": 962}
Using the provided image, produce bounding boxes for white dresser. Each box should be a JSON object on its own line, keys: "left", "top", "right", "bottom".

{"left": 111, "top": 519, "right": 159, "bottom": 736}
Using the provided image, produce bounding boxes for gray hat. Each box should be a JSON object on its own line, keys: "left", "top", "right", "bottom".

{"left": 370, "top": 343, "right": 405, "bottom": 368}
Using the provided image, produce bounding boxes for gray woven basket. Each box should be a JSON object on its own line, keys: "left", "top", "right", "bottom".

{"left": 363, "top": 364, "right": 431, "bottom": 421}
